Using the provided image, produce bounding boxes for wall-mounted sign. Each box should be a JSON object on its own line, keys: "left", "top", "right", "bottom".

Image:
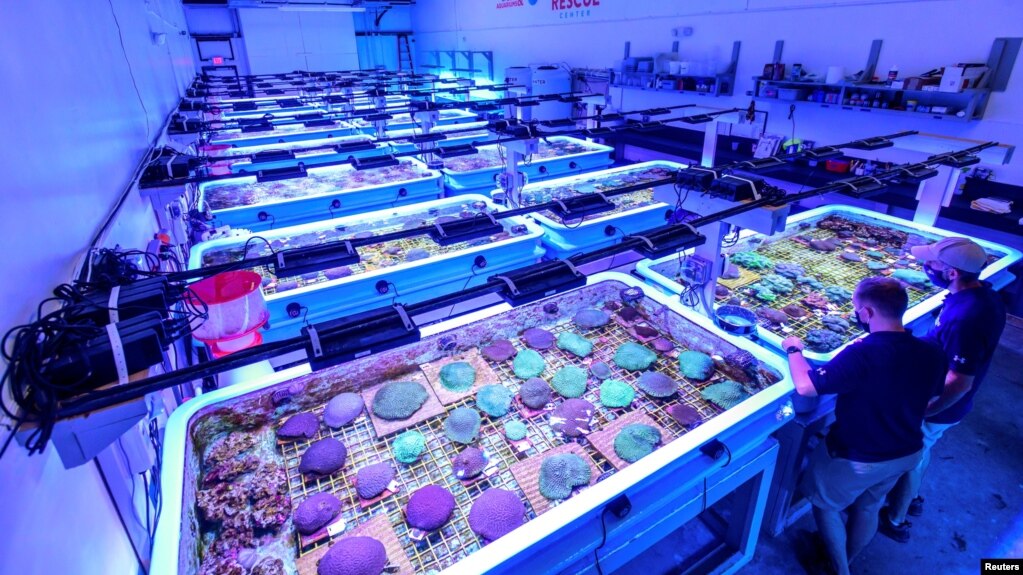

{"left": 496, "top": 0, "right": 602, "bottom": 19}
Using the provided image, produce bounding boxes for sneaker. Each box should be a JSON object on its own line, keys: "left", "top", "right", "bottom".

{"left": 878, "top": 508, "right": 912, "bottom": 543}
{"left": 908, "top": 496, "right": 924, "bottom": 517}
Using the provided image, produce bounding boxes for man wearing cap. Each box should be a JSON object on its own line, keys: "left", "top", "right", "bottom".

{"left": 880, "top": 237, "right": 1006, "bottom": 542}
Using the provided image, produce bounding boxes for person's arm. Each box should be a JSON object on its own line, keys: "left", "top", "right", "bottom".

{"left": 925, "top": 371, "right": 975, "bottom": 417}
{"left": 782, "top": 336, "right": 817, "bottom": 397}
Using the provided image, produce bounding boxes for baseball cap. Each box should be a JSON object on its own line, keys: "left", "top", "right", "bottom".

{"left": 910, "top": 237, "right": 987, "bottom": 273}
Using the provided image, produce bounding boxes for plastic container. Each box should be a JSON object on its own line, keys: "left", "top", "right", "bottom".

{"left": 777, "top": 88, "right": 806, "bottom": 101}
{"left": 187, "top": 270, "right": 269, "bottom": 357}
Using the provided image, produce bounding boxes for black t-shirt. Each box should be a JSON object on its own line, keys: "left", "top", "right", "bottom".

{"left": 810, "top": 331, "right": 946, "bottom": 462}
{"left": 925, "top": 284, "right": 1006, "bottom": 424}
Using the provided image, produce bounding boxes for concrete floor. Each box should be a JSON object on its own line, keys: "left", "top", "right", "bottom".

{"left": 745, "top": 319, "right": 1023, "bottom": 574}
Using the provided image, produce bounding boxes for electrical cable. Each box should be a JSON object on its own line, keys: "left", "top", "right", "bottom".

{"left": 594, "top": 506, "right": 611, "bottom": 575}
{"left": 108, "top": 0, "right": 150, "bottom": 145}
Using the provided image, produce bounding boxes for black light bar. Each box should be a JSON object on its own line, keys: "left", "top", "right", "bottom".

{"left": 491, "top": 260, "right": 586, "bottom": 306}
{"left": 434, "top": 144, "right": 479, "bottom": 158}
{"left": 273, "top": 241, "right": 359, "bottom": 277}
{"left": 625, "top": 223, "right": 704, "bottom": 259}
{"left": 428, "top": 213, "right": 503, "bottom": 246}
{"left": 303, "top": 304, "right": 420, "bottom": 371}
{"left": 353, "top": 154, "right": 400, "bottom": 170}
{"left": 548, "top": 193, "right": 616, "bottom": 221}
{"left": 256, "top": 165, "right": 307, "bottom": 183}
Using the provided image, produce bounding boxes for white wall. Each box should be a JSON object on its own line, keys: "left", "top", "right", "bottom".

{"left": 0, "top": 0, "right": 192, "bottom": 573}
{"left": 411, "top": 0, "right": 1023, "bottom": 184}
{"left": 239, "top": 8, "right": 360, "bottom": 74}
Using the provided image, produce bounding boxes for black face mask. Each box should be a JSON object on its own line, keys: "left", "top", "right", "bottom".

{"left": 924, "top": 264, "right": 951, "bottom": 289}
{"left": 854, "top": 308, "right": 871, "bottom": 334}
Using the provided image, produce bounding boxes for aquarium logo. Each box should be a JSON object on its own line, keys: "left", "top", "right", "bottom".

{"left": 496, "top": 0, "right": 524, "bottom": 8}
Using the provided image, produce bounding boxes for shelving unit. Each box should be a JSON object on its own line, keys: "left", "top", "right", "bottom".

{"left": 420, "top": 50, "right": 495, "bottom": 82}
{"left": 940, "top": 177, "right": 1023, "bottom": 234}
{"left": 612, "top": 40, "right": 740, "bottom": 97}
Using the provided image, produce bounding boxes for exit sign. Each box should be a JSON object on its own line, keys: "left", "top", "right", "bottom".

{"left": 212, "top": 56, "right": 224, "bottom": 65}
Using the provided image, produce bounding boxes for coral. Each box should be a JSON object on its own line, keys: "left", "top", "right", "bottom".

{"left": 867, "top": 261, "right": 890, "bottom": 271}
{"left": 405, "top": 248, "right": 430, "bottom": 262}
{"left": 203, "top": 432, "right": 258, "bottom": 469}
{"left": 700, "top": 380, "right": 751, "bottom": 410}
{"left": 667, "top": 404, "right": 701, "bottom": 427}
{"left": 598, "top": 379, "right": 635, "bottom": 408}
{"left": 651, "top": 337, "right": 675, "bottom": 353}
{"left": 757, "top": 307, "right": 789, "bottom": 325}
{"left": 317, "top": 536, "right": 387, "bottom": 575}
{"left": 293, "top": 492, "right": 342, "bottom": 535}
{"left": 556, "top": 331, "right": 594, "bottom": 358}
{"left": 323, "top": 266, "right": 352, "bottom": 280}
{"left": 323, "top": 393, "right": 364, "bottom": 429}
{"left": 797, "top": 276, "right": 825, "bottom": 290}
{"left": 714, "top": 285, "right": 731, "bottom": 298}
{"left": 521, "top": 327, "right": 555, "bottom": 350}
{"left": 482, "top": 340, "right": 517, "bottom": 362}
{"left": 391, "top": 430, "right": 426, "bottom": 464}
{"left": 630, "top": 325, "right": 659, "bottom": 339}
{"left": 613, "top": 424, "right": 662, "bottom": 463}
{"left": 203, "top": 455, "right": 258, "bottom": 487}
{"left": 730, "top": 251, "right": 774, "bottom": 270}
{"left": 637, "top": 371, "right": 678, "bottom": 398}
{"left": 251, "top": 557, "right": 285, "bottom": 575}
{"left": 299, "top": 438, "right": 348, "bottom": 476}
{"left": 613, "top": 342, "right": 657, "bottom": 371}
{"left": 806, "top": 329, "right": 845, "bottom": 352}
{"left": 824, "top": 286, "right": 853, "bottom": 303}
{"left": 249, "top": 464, "right": 290, "bottom": 531}
{"left": 406, "top": 485, "right": 456, "bottom": 531}
{"left": 276, "top": 412, "right": 319, "bottom": 440}
{"left": 356, "top": 462, "right": 395, "bottom": 499}
{"left": 468, "top": 489, "right": 526, "bottom": 541}
{"left": 439, "top": 361, "right": 477, "bottom": 393}
{"left": 476, "top": 384, "right": 514, "bottom": 417}
{"left": 748, "top": 284, "right": 777, "bottom": 302}
{"left": 573, "top": 308, "right": 610, "bottom": 329}
{"left": 840, "top": 252, "right": 863, "bottom": 262}
{"left": 782, "top": 304, "right": 810, "bottom": 319}
{"left": 809, "top": 238, "right": 840, "bottom": 252}
{"left": 892, "top": 268, "right": 931, "bottom": 288}
{"left": 821, "top": 314, "right": 850, "bottom": 334}
{"left": 816, "top": 215, "right": 908, "bottom": 246}
{"left": 452, "top": 447, "right": 489, "bottom": 480}
{"left": 372, "top": 381, "right": 429, "bottom": 420}
{"left": 519, "top": 378, "right": 553, "bottom": 410}
{"left": 616, "top": 306, "right": 642, "bottom": 323}
{"left": 801, "top": 292, "right": 831, "bottom": 310}
{"left": 197, "top": 481, "right": 251, "bottom": 532}
{"left": 550, "top": 399, "right": 594, "bottom": 437}
{"left": 513, "top": 349, "right": 546, "bottom": 379}
{"left": 678, "top": 350, "right": 715, "bottom": 381}
{"left": 504, "top": 420, "right": 528, "bottom": 441}
{"left": 760, "top": 274, "right": 795, "bottom": 294}
{"left": 551, "top": 366, "right": 588, "bottom": 398}
{"left": 444, "top": 407, "right": 482, "bottom": 444}
{"left": 589, "top": 361, "right": 612, "bottom": 380}
{"left": 774, "top": 262, "right": 806, "bottom": 279}
{"left": 721, "top": 263, "right": 741, "bottom": 279}
{"left": 539, "top": 454, "right": 592, "bottom": 500}
{"left": 199, "top": 553, "right": 245, "bottom": 575}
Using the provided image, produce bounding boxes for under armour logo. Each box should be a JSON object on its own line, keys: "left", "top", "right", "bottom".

{"left": 953, "top": 355, "right": 967, "bottom": 364}
{"left": 816, "top": 368, "right": 827, "bottom": 376}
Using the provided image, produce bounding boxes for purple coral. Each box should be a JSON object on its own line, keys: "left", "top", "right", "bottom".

{"left": 355, "top": 462, "right": 395, "bottom": 499}
{"left": 276, "top": 412, "right": 319, "bottom": 440}
{"left": 299, "top": 438, "right": 347, "bottom": 476}
{"left": 573, "top": 308, "right": 610, "bottom": 329}
{"left": 317, "top": 536, "right": 387, "bottom": 575}
{"left": 323, "top": 393, "right": 364, "bottom": 429}
{"left": 521, "top": 327, "right": 555, "bottom": 350}
{"left": 405, "top": 485, "right": 455, "bottom": 531}
{"left": 482, "top": 339, "right": 517, "bottom": 362}
{"left": 452, "top": 446, "right": 489, "bottom": 480}
{"left": 668, "top": 404, "right": 702, "bottom": 427}
{"left": 637, "top": 371, "right": 678, "bottom": 398}
{"left": 293, "top": 492, "right": 342, "bottom": 535}
{"left": 550, "top": 398, "right": 594, "bottom": 437}
{"left": 589, "top": 361, "right": 612, "bottom": 380}
{"left": 468, "top": 488, "right": 526, "bottom": 541}
{"left": 519, "top": 378, "right": 552, "bottom": 409}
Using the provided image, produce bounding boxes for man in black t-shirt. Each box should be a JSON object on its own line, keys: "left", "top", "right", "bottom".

{"left": 783, "top": 277, "right": 946, "bottom": 575}
{"left": 880, "top": 237, "right": 1006, "bottom": 542}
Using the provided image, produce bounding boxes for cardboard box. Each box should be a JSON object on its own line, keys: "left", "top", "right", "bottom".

{"left": 939, "top": 65, "right": 989, "bottom": 92}
{"left": 903, "top": 76, "right": 940, "bottom": 91}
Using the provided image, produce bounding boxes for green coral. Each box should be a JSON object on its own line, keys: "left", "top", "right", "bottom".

{"left": 372, "top": 381, "right": 429, "bottom": 420}
{"left": 748, "top": 284, "right": 777, "bottom": 302}
{"left": 760, "top": 274, "right": 795, "bottom": 294}
{"left": 598, "top": 379, "right": 635, "bottom": 408}
{"left": 551, "top": 366, "right": 588, "bottom": 398}
{"left": 797, "top": 276, "right": 824, "bottom": 290}
{"left": 613, "top": 424, "right": 662, "bottom": 463}
{"left": 824, "top": 286, "right": 853, "bottom": 303}
{"left": 503, "top": 420, "right": 527, "bottom": 441}
{"left": 892, "top": 268, "right": 931, "bottom": 288}
{"left": 865, "top": 250, "right": 885, "bottom": 259}
{"left": 700, "top": 380, "right": 751, "bottom": 410}
{"left": 538, "top": 453, "right": 592, "bottom": 500}
{"left": 730, "top": 251, "right": 774, "bottom": 270}
{"left": 443, "top": 407, "right": 481, "bottom": 444}
{"left": 613, "top": 342, "right": 657, "bottom": 371}
{"left": 867, "top": 261, "right": 889, "bottom": 271}
{"left": 513, "top": 349, "right": 546, "bottom": 379}
{"left": 392, "top": 430, "right": 426, "bottom": 464}
{"left": 678, "top": 350, "right": 715, "bottom": 381}
{"left": 556, "top": 332, "right": 594, "bottom": 358}
{"left": 476, "top": 384, "right": 514, "bottom": 417}
{"left": 439, "top": 362, "right": 477, "bottom": 392}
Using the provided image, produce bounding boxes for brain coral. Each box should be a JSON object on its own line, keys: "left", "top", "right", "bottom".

{"left": 443, "top": 407, "right": 482, "bottom": 444}
{"left": 355, "top": 462, "right": 395, "bottom": 500}
{"left": 538, "top": 453, "right": 592, "bottom": 500}
{"left": 405, "top": 485, "right": 455, "bottom": 531}
{"left": 573, "top": 308, "right": 610, "bottom": 329}
{"left": 316, "top": 536, "right": 387, "bottom": 575}
{"left": 293, "top": 492, "right": 342, "bottom": 535}
{"left": 371, "top": 381, "right": 429, "bottom": 420}
{"left": 452, "top": 447, "right": 489, "bottom": 480}
{"left": 613, "top": 424, "right": 662, "bottom": 463}
{"left": 700, "top": 380, "right": 751, "bottom": 410}
{"left": 468, "top": 489, "right": 525, "bottom": 541}
{"left": 277, "top": 412, "right": 319, "bottom": 440}
{"left": 322, "top": 393, "right": 364, "bottom": 429}
{"left": 299, "top": 438, "right": 347, "bottom": 476}
{"left": 439, "top": 362, "right": 477, "bottom": 393}
{"left": 391, "top": 430, "right": 426, "bottom": 464}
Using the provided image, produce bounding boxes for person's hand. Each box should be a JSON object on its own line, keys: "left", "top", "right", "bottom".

{"left": 782, "top": 336, "right": 804, "bottom": 351}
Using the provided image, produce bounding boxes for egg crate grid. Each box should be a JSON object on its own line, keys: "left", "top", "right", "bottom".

{"left": 212, "top": 233, "right": 479, "bottom": 297}
{"left": 481, "top": 317, "right": 727, "bottom": 444}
